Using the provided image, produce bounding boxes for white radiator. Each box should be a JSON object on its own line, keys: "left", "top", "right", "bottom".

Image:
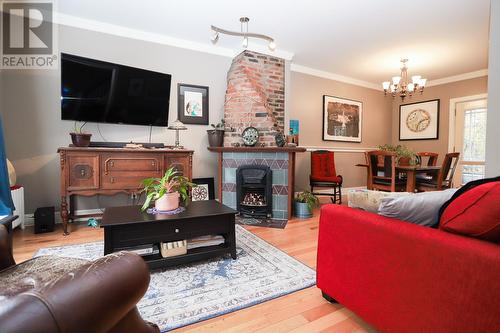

{"left": 10, "top": 186, "right": 25, "bottom": 229}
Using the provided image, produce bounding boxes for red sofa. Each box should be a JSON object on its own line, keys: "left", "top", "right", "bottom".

{"left": 317, "top": 204, "right": 500, "bottom": 333}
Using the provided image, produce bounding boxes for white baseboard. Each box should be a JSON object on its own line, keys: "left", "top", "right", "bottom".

{"left": 23, "top": 208, "right": 104, "bottom": 227}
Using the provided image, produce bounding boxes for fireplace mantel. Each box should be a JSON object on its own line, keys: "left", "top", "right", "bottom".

{"left": 208, "top": 146, "right": 306, "bottom": 153}
{"left": 208, "top": 146, "right": 306, "bottom": 219}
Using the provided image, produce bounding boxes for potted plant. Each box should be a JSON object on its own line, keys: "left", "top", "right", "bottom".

{"left": 378, "top": 144, "right": 418, "bottom": 166}
{"left": 294, "top": 191, "right": 320, "bottom": 219}
{"left": 141, "top": 168, "right": 196, "bottom": 212}
{"left": 70, "top": 121, "right": 92, "bottom": 147}
{"left": 207, "top": 119, "right": 225, "bottom": 147}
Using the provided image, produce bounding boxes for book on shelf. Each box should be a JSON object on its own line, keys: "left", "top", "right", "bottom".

{"left": 122, "top": 244, "right": 159, "bottom": 257}
{"left": 187, "top": 235, "right": 225, "bottom": 250}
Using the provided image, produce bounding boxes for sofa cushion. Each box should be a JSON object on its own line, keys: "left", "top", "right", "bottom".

{"left": 348, "top": 189, "right": 411, "bottom": 213}
{"left": 378, "top": 189, "right": 457, "bottom": 227}
{"left": 439, "top": 178, "right": 500, "bottom": 243}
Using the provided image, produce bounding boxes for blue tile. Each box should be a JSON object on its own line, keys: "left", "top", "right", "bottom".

{"left": 224, "top": 168, "right": 236, "bottom": 184}
{"left": 272, "top": 211, "right": 286, "bottom": 220}
{"left": 276, "top": 152, "right": 289, "bottom": 160}
{"left": 261, "top": 152, "right": 277, "bottom": 159}
{"left": 222, "top": 191, "right": 236, "bottom": 209}
{"left": 272, "top": 170, "right": 287, "bottom": 185}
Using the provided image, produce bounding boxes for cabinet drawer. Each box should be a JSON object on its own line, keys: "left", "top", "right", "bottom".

{"left": 68, "top": 155, "right": 99, "bottom": 190}
{"left": 103, "top": 156, "right": 161, "bottom": 172}
{"left": 165, "top": 155, "right": 191, "bottom": 177}
{"left": 102, "top": 171, "right": 162, "bottom": 190}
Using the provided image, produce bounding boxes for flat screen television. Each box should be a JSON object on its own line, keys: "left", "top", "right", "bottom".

{"left": 61, "top": 53, "right": 171, "bottom": 126}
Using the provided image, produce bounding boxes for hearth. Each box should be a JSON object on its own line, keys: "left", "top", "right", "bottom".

{"left": 236, "top": 165, "right": 272, "bottom": 218}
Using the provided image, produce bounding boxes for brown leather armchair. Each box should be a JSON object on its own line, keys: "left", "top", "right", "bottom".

{"left": 0, "top": 225, "right": 159, "bottom": 333}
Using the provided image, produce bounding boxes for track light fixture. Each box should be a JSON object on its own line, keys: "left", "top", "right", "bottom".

{"left": 210, "top": 17, "right": 276, "bottom": 51}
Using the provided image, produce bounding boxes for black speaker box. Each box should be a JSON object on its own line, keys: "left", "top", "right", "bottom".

{"left": 34, "top": 206, "right": 55, "bottom": 234}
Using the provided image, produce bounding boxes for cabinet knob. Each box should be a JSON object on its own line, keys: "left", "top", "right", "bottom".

{"left": 152, "top": 161, "right": 155, "bottom": 166}
{"left": 80, "top": 169, "right": 86, "bottom": 176}
{"left": 110, "top": 161, "right": 114, "bottom": 167}
{"left": 110, "top": 177, "right": 115, "bottom": 183}
{"left": 175, "top": 228, "right": 180, "bottom": 233}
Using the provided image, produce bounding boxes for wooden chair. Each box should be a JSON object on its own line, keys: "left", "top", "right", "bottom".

{"left": 416, "top": 152, "right": 460, "bottom": 191}
{"left": 367, "top": 150, "right": 407, "bottom": 192}
{"left": 417, "top": 152, "right": 439, "bottom": 166}
{"left": 310, "top": 150, "right": 343, "bottom": 204}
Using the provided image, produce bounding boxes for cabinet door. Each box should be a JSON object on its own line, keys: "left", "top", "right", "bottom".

{"left": 165, "top": 154, "right": 191, "bottom": 178}
{"left": 68, "top": 155, "right": 99, "bottom": 190}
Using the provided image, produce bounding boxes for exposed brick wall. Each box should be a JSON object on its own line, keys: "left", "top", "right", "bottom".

{"left": 224, "top": 51, "right": 285, "bottom": 147}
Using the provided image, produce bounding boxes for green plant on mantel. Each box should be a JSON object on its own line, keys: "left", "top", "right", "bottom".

{"left": 140, "top": 167, "right": 196, "bottom": 211}
{"left": 378, "top": 144, "right": 418, "bottom": 165}
{"left": 210, "top": 119, "right": 225, "bottom": 131}
{"left": 294, "top": 191, "right": 320, "bottom": 211}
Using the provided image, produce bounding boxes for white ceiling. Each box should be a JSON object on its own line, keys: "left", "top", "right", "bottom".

{"left": 57, "top": 0, "right": 491, "bottom": 85}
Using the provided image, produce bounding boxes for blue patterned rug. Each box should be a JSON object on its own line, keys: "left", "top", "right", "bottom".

{"left": 34, "top": 225, "right": 316, "bottom": 332}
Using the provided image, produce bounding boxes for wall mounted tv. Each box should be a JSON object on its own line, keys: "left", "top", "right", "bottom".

{"left": 61, "top": 53, "right": 172, "bottom": 126}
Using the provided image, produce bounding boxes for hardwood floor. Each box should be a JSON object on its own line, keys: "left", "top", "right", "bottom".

{"left": 11, "top": 206, "right": 377, "bottom": 333}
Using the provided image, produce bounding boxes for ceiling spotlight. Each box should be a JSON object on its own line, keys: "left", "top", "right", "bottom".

{"left": 211, "top": 31, "right": 219, "bottom": 44}
{"left": 210, "top": 17, "right": 276, "bottom": 52}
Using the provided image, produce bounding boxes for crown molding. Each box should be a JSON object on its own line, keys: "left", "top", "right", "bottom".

{"left": 426, "top": 69, "right": 488, "bottom": 87}
{"left": 290, "top": 64, "right": 382, "bottom": 91}
{"left": 54, "top": 13, "right": 294, "bottom": 61}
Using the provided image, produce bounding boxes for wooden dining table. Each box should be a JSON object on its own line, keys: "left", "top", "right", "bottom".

{"left": 355, "top": 164, "right": 442, "bottom": 192}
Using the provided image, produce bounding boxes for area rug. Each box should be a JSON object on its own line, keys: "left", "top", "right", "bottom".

{"left": 34, "top": 225, "right": 316, "bottom": 332}
{"left": 235, "top": 215, "right": 288, "bottom": 229}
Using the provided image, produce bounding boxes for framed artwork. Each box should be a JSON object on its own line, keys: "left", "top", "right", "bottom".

{"left": 178, "top": 84, "right": 209, "bottom": 125}
{"left": 322, "top": 95, "right": 362, "bottom": 142}
{"left": 191, "top": 177, "right": 215, "bottom": 201}
{"left": 399, "top": 99, "right": 440, "bottom": 140}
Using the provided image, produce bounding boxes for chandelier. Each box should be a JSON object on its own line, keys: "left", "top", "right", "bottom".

{"left": 382, "top": 59, "right": 427, "bottom": 100}
{"left": 210, "top": 17, "right": 276, "bottom": 51}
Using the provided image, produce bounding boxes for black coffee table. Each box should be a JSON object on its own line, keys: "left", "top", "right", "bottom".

{"left": 101, "top": 200, "right": 237, "bottom": 270}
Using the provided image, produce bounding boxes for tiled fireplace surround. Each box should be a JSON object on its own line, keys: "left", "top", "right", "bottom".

{"left": 221, "top": 152, "right": 289, "bottom": 220}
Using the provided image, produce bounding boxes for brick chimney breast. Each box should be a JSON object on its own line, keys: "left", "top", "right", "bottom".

{"left": 224, "top": 50, "right": 285, "bottom": 147}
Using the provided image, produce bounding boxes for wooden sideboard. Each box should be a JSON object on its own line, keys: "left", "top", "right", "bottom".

{"left": 58, "top": 147, "right": 193, "bottom": 235}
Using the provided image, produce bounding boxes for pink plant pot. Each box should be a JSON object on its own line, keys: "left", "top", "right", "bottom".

{"left": 155, "top": 192, "right": 180, "bottom": 211}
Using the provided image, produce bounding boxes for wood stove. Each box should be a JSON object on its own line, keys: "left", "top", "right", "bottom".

{"left": 236, "top": 165, "right": 272, "bottom": 218}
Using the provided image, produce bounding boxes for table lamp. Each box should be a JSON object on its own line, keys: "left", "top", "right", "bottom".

{"left": 168, "top": 119, "right": 188, "bottom": 149}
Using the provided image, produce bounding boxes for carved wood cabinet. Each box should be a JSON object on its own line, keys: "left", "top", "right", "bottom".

{"left": 58, "top": 147, "right": 193, "bottom": 235}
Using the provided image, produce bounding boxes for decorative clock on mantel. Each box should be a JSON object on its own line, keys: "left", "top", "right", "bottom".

{"left": 241, "top": 126, "right": 259, "bottom": 146}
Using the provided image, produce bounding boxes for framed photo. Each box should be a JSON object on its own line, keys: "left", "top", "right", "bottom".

{"left": 322, "top": 95, "right": 362, "bottom": 142}
{"left": 178, "top": 84, "right": 209, "bottom": 125}
{"left": 399, "top": 99, "right": 440, "bottom": 140}
{"left": 191, "top": 178, "right": 215, "bottom": 201}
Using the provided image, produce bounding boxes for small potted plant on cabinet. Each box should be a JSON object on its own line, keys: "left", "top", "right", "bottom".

{"left": 207, "top": 119, "right": 225, "bottom": 147}
{"left": 141, "top": 168, "right": 196, "bottom": 212}
{"left": 294, "top": 191, "right": 320, "bottom": 219}
{"left": 70, "top": 121, "right": 92, "bottom": 147}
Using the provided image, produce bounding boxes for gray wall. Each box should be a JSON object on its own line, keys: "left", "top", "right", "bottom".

{"left": 2, "top": 25, "right": 231, "bottom": 213}
{"left": 486, "top": 0, "right": 500, "bottom": 177}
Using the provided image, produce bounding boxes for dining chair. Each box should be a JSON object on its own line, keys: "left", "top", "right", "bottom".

{"left": 367, "top": 150, "right": 407, "bottom": 192}
{"left": 417, "top": 152, "right": 439, "bottom": 166}
{"left": 310, "top": 150, "right": 343, "bottom": 204}
{"left": 416, "top": 152, "right": 460, "bottom": 191}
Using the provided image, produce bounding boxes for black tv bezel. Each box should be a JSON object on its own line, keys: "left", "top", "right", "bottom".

{"left": 60, "top": 53, "right": 172, "bottom": 127}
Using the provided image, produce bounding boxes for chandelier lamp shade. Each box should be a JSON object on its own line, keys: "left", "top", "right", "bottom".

{"left": 211, "top": 17, "right": 276, "bottom": 51}
{"left": 382, "top": 59, "right": 427, "bottom": 100}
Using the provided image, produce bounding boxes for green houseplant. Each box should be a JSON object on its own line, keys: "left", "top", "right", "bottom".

{"left": 378, "top": 144, "right": 418, "bottom": 166}
{"left": 207, "top": 119, "right": 225, "bottom": 147}
{"left": 294, "top": 191, "right": 320, "bottom": 218}
{"left": 70, "top": 121, "right": 92, "bottom": 147}
{"left": 141, "top": 168, "right": 196, "bottom": 211}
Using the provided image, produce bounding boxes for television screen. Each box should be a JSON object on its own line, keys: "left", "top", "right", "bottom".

{"left": 61, "top": 53, "right": 171, "bottom": 126}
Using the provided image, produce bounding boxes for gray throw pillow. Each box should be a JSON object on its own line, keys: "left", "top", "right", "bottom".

{"left": 378, "top": 189, "right": 457, "bottom": 227}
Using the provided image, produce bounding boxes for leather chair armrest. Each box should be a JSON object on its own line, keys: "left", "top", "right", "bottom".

{"left": 0, "top": 224, "right": 15, "bottom": 271}
{"left": 0, "top": 251, "right": 158, "bottom": 333}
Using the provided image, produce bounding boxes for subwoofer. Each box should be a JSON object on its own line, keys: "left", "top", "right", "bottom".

{"left": 34, "top": 206, "right": 55, "bottom": 234}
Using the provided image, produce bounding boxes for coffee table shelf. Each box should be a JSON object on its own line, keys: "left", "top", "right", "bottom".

{"left": 101, "top": 201, "right": 238, "bottom": 270}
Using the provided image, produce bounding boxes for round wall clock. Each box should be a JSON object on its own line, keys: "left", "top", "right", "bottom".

{"left": 242, "top": 126, "right": 259, "bottom": 146}
{"left": 406, "top": 109, "right": 431, "bottom": 132}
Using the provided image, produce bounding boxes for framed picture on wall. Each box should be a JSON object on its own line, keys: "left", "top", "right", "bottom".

{"left": 399, "top": 99, "right": 440, "bottom": 140}
{"left": 322, "top": 95, "right": 362, "bottom": 142}
{"left": 191, "top": 178, "right": 215, "bottom": 201}
{"left": 178, "top": 84, "right": 209, "bottom": 125}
